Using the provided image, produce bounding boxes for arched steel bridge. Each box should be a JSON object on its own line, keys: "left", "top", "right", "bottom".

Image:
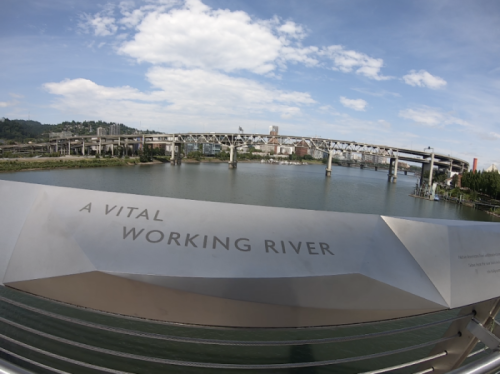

{"left": 0, "top": 132, "right": 469, "bottom": 172}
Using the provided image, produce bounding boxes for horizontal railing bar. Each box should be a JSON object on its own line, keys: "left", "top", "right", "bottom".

{"left": 446, "top": 351, "right": 500, "bottom": 374}
{"left": 0, "top": 319, "right": 460, "bottom": 369}
{"left": 413, "top": 369, "right": 433, "bottom": 374}
{"left": 0, "top": 286, "right": 457, "bottom": 331}
{"left": 0, "top": 341, "right": 132, "bottom": 374}
{"left": 0, "top": 295, "right": 471, "bottom": 347}
{"left": 466, "top": 347, "right": 487, "bottom": 358}
{"left": 0, "top": 347, "right": 69, "bottom": 374}
{"left": 359, "top": 352, "right": 446, "bottom": 374}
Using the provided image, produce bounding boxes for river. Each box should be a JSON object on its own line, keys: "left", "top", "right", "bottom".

{"left": 0, "top": 161, "right": 497, "bottom": 222}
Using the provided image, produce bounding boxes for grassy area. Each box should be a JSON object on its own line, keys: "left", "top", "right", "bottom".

{"left": 0, "top": 158, "right": 138, "bottom": 172}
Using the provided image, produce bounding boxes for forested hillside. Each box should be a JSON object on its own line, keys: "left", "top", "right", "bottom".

{"left": 0, "top": 118, "right": 157, "bottom": 143}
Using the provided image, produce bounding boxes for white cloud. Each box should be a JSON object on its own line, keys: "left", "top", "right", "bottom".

{"left": 402, "top": 70, "right": 447, "bottom": 89}
{"left": 118, "top": 0, "right": 283, "bottom": 74}
{"left": 81, "top": 13, "right": 118, "bottom": 36}
{"left": 0, "top": 101, "right": 16, "bottom": 108}
{"left": 399, "top": 107, "right": 469, "bottom": 127}
{"left": 339, "top": 97, "right": 367, "bottom": 111}
{"left": 320, "top": 46, "right": 391, "bottom": 81}
{"left": 77, "top": 0, "right": 392, "bottom": 81}
{"left": 9, "top": 93, "right": 24, "bottom": 98}
{"left": 351, "top": 88, "right": 400, "bottom": 97}
{"left": 43, "top": 69, "right": 314, "bottom": 121}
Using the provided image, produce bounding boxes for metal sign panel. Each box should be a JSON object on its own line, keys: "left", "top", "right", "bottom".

{"left": 1, "top": 180, "right": 499, "bottom": 327}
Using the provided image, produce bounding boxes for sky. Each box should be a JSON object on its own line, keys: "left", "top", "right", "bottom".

{"left": 1, "top": 0, "right": 499, "bottom": 169}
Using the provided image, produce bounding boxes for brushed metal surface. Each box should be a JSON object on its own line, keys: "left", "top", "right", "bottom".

{"left": 1, "top": 179, "right": 500, "bottom": 327}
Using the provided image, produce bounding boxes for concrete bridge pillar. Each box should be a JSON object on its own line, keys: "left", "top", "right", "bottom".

{"left": 171, "top": 143, "right": 182, "bottom": 165}
{"left": 392, "top": 157, "right": 398, "bottom": 183}
{"left": 228, "top": 145, "right": 237, "bottom": 169}
{"left": 111, "top": 143, "right": 114, "bottom": 156}
{"left": 98, "top": 138, "right": 102, "bottom": 155}
{"left": 388, "top": 157, "right": 394, "bottom": 182}
{"left": 428, "top": 152, "right": 435, "bottom": 187}
{"left": 82, "top": 141, "right": 85, "bottom": 156}
{"left": 55, "top": 141, "right": 58, "bottom": 154}
{"left": 68, "top": 141, "right": 70, "bottom": 156}
{"left": 325, "top": 150, "right": 333, "bottom": 176}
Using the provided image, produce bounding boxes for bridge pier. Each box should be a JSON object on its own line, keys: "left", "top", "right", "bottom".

{"left": 404, "top": 170, "right": 408, "bottom": 175}
{"left": 170, "top": 143, "right": 182, "bottom": 165}
{"left": 325, "top": 150, "right": 333, "bottom": 176}
{"left": 388, "top": 157, "right": 398, "bottom": 183}
{"left": 375, "top": 166, "right": 378, "bottom": 171}
{"left": 82, "top": 141, "right": 85, "bottom": 156}
{"left": 228, "top": 145, "right": 237, "bottom": 169}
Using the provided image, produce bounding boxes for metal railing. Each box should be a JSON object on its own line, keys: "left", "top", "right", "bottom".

{"left": 1, "top": 287, "right": 500, "bottom": 373}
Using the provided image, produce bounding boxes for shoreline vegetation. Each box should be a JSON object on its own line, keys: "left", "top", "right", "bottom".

{"left": 0, "top": 157, "right": 140, "bottom": 173}
{"left": 0, "top": 155, "right": 330, "bottom": 173}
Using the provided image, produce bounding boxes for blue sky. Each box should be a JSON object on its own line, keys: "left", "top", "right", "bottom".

{"left": 1, "top": 0, "right": 499, "bottom": 168}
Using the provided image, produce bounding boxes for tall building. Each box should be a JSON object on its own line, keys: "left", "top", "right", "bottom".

{"left": 203, "top": 143, "right": 221, "bottom": 156}
{"left": 109, "top": 124, "right": 121, "bottom": 135}
{"left": 97, "top": 127, "right": 107, "bottom": 136}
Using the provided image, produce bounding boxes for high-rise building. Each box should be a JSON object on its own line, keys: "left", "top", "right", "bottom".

{"left": 109, "top": 124, "right": 121, "bottom": 135}
{"left": 97, "top": 127, "right": 107, "bottom": 136}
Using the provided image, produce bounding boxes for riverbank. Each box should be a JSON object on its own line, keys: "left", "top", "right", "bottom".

{"left": 0, "top": 157, "right": 140, "bottom": 173}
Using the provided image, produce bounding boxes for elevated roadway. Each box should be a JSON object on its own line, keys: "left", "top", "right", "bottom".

{"left": 0, "top": 132, "right": 469, "bottom": 183}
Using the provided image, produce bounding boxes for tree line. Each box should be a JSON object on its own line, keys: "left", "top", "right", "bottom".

{"left": 0, "top": 118, "right": 149, "bottom": 143}
{"left": 459, "top": 170, "right": 500, "bottom": 199}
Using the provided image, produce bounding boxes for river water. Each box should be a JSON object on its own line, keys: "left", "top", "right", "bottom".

{"left": 0, "top": 161, "right": 497, "bottom": 222}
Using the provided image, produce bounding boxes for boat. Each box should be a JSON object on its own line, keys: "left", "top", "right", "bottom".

{"left": 1, "top": 179, "right": 500, "bottom": 373}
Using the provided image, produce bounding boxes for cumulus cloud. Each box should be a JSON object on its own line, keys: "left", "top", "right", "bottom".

{"left": 43, "top": 69, "right": 314, "bottom": 119}
{"left": 402, "top": 70, "right": 447, "bottom": 89}
{"left": 320, "top": 46, "right": 391, "bottom": 81}
{"left": 340, "top": 97, "right": 367, "bottom": 111}
{"left": 79, "top": 0, "right": 390, "bottom": 79}
{"left": 399, "top": 107, "right": 469, "bottom": 127}
{"left": 118, "top": 1, "right": 283, "bottom": 73}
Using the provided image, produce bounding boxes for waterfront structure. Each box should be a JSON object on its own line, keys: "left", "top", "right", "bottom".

{"left": 0, "top": 132, "right": 469, "bottom": 178}
{"left": 0, "top": 179, "right": 500, "bottom": 373}
{"left": 202, "top": 143, "right": 221, "bottom": 155}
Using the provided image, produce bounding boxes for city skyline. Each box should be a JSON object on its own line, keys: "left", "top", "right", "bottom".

{"left": 1, "top": 0, "right": 499, "bottom": 169}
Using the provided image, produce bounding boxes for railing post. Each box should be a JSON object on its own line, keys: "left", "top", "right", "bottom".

{"left": 417, "top": 298, "right": 500, "bottom": 373}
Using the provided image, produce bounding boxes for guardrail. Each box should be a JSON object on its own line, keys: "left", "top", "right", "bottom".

{"left": 0, "top": 286, "right": 499, "bottom": 374}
